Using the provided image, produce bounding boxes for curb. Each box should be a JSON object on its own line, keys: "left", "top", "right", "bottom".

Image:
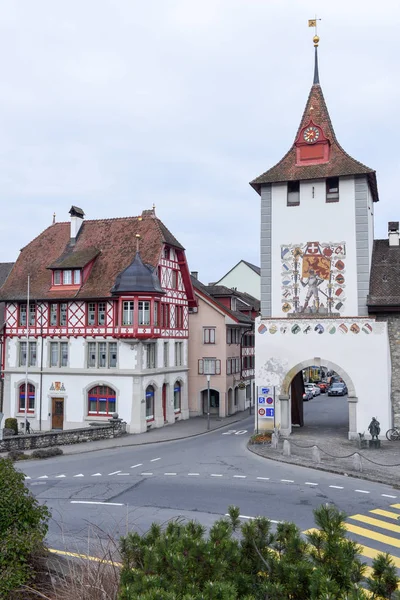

{"left": 8, "top": 413, "right": 252, "bottom": 460}
{"left": 247, "top": 442, "right": 400, "bottom": 489}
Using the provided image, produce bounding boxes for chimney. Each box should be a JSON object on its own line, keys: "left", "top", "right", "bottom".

{"left": 69, "top": 206, "right": 85, "bottom": 239}
{"left": 191, "top": 271, "right": 198, "bottom": 280}
{"left": 388, "top": 221, "right": 399, "bottom": 247}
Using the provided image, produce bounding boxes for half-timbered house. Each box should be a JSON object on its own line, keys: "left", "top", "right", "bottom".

{"left": 0, "top": 206, "right": 196, "bottom": 433}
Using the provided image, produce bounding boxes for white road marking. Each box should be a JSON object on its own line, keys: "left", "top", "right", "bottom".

{"left": 355, "top": 489, "right": 370, "bottom": 494}
{"left": 281, "top": 479, "right": 294, "bottom": 483}
{"left": 164, "top": 472, "right": 177, "bottom": 476}
{"left": 329, "top": 485, "right": 344, "bottom": 489}
{"left": 305, "top": 482, "right": 318, "bottom": 486}
{"left": 224, "top": 513, "right": 281, "bottom": 524}
{"left": 131, "top": 464, "right": 143, "bottom": 468}
{"left": 55, "top": 474, "right": 66, "bottom": 478}
{"left": 233, "top": 475, "right": 247, "bottom": 479}
{"left": 71, "top": 501, "right": 123, "bottom": 506}
{"left": 38, "top": 475, "right": 48, "bottom": 479}
{"left": 141, "top": 472, "right": 153, "bottom": 476}
{"left": 108, "top": 471, "right": 121, "bottom": 476}
{"left": 256, "top": 476, "right": 270, "bottom": 480}
{"left": 31, "top": 482, "right": 46, "bottom": 485}
{"left": 117, "top": 473, "right": 130, "bottom": 476}
{"left": 74, "top": 474, "right": 84, "bottom": 477}
{"left": 91, "top": 473, "right": 102, "bottom": 477}
{"left": 188, "top": 473, "right": 200, "bottom": 476}
{"left": 210, "top": 474, "right": 223, "bottom": 477}
{"left": 382, "top": 494, "right": 397, "bottom": 498}
{"left": 150, "top": 457, "right": 161, "bottom": 462}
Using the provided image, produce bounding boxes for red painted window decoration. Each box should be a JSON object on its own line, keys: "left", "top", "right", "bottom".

{"left": 145, "top": 385, "right": 155, "bottom": 421}
{"left": 138, "top": 301, "right": 150, "bottom": 326}
{"left": 19, "top": 383, "right": 35, "bottom": 413}
{"left": 88, "top": 385, "right": 116, "bottom": 416}
{"left": 19, "top": 304, "right": 36, "bottom": 327}
{"left": 203, "top": 327, "right": 215, "bottom": 344}
{"left": 326, "top": 177, "right": 339, "bottom": 202}
{"left": 174, "top": 382, "right": 181, "bottom": 413}
{"left": 49, "top": 303, "right": 68, "bottom": 326}
{"left": 154, "top": 302, "right": 159, "bottom": 326}
{"left": 175, "top": 305, "right": 184, "bottom": 329}
{"left": 171, "top": 270, "right": 178, "bottom": 289}
{"left": 161, "top": 303, "right": 170, "bottom": 328}
{"left": 53, "top": 269, "right": 81, "bottom": 286}
{"left": 198, "top": 358, "right": 221, "bottom": 375}
{"left": 87, "top": 302, "right": 106, "bottom": 326}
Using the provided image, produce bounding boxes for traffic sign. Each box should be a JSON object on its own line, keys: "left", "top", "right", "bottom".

{"left": 258, "top": 408, "right": 265, "bottom": 416}
{"left": 261, "top": 387, "right": 270, "bottom": 394}
{"left": 266, "top": 408, "right": 275, "bottom": 418}
{"left": 258, "top": 397, "right": 266, "bottom": 404}
{"left": 266, "top": 397, "right": 274, "bottom": 405}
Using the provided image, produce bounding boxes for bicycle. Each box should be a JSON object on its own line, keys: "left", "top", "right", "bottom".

{"left": 386, "top": 427, "right": 400, "bottom": 441}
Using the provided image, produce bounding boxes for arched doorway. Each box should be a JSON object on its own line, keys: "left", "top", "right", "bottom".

{"left": 280, "top": 359, "right": 356, "bottom": 438}
{"left": 202, "top": 389, "right": 220, "bottom": 415}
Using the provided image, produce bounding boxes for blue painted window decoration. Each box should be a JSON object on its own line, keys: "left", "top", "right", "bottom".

{"left": 88, "top": 385, "right": 116, "bottom": 415}
{"left": 19, "top": 383, "right": 35, "bottom": 413}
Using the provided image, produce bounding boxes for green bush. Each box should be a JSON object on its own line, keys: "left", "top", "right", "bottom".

{"left": 8, "top": 450, "right": 29, "bottom": 461}
{"left": 0, "top": 457, "right": 50, "bottom": 596}
{"left": 31, "top": 447, "right": 63, "bottom": 459}
{"left": 4, "top": 417, "right": 18, "bottom": 435}
{"left": 118, "top": 505, "right": 400, "bottom": 600}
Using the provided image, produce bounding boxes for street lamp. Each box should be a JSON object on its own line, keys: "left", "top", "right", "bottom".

{"left": 207, "top": 375, "right": 211, "bottom": 431}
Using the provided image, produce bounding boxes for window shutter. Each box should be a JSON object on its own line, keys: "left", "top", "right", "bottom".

{"left": 216, "top": 359, "right": 221, "bottom": 375}
{"left": 198, "top": 359, "right": 204, "bottom": 374}
{"left": 210, "top": 328, "right": 215, "bottom": 344}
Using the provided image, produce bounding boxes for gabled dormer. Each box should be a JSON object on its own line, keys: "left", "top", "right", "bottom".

{"left": 48, "top": 247, "right": 99, "bottom": 291}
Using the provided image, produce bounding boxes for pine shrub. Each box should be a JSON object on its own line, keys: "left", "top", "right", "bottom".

{"left": 0, "top": 457, "right": 50, "bottom": 597}
{"left": 4, "top": 417, "right": 18, "bottom": 435}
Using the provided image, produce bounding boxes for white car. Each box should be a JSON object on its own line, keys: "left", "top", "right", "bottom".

{"left": 305, "top": 383, "right": 321, "bottom": 397}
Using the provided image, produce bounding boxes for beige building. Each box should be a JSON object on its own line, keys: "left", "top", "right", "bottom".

{"left": 188, "top": 275, "right": 255, "bottom": 418}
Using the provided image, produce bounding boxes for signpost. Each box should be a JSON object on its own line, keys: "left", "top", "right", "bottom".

{"left": 257, "top": 385, "right": 276, "bottom": 431}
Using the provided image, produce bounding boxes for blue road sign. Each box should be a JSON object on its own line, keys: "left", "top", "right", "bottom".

{"left": 258, "top": 397, "right": 266, "bottom": 404}
{"left": 261, "top": 387, "right": 270, "bottom": 394}
{"left": 266, "top": 397, "right": 274, "bottom": 405}
{"left": 266, "top": 408, "right": 275, "bottom": 418}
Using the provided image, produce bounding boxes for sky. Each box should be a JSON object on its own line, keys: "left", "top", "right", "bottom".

{"left": 0, "top": 1, "right": 399, "bottom": 284}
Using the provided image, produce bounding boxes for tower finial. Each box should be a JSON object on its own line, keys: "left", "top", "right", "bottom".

{"left": 52, "top": 212, "right": 56, "bottom": 225}
{"left": 308, "top": 16, "right": 321, "bottom": 84}
{"left": 135, "top": 233, "right": 141, "bottom": 253}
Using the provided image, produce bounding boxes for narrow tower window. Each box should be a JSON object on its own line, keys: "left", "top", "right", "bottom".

{"left": 287, "top": 181, "right": 300, "bottom": 206}
{"left": 326, "top": 177, "right": 339, "bottom": 202}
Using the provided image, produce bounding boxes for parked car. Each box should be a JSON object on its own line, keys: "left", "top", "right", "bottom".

{"left": 306, "top": 383, "right": 321, "bottom": 396}
{"left": 328, "top": 383, "right": 347, "bottom": 396}
{"left": 303, "top": 389, "right": 313, "bottom": 401}
{"left": 317, "top": 382, "right": 328, "bottom": 393}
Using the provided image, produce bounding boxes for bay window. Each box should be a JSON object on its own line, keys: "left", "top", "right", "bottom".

{"left": 122, "top": 301, "right": 134, "bottom": 325}
{"left": 138, "top": 301, "right": 150, "bottom": 326}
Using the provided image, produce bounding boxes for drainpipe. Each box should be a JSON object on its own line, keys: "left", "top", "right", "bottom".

{"left": 39, "top": 306, "right": 44, "bottom": 431}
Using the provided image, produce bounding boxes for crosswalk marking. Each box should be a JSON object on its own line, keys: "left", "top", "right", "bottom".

{"left": 345, "top": 522, "right": 400, "bottom": 549}
{"left": 392, "top": 504, "right": 400, "bottom": 510}
{"left": 370, "top": 508, "right": 400, "bottom": 521}
{"left": 357, "top": 543, "right": 400, "bottom": 569}
{"left": 349, "top": 514, "right": 400, "bottom": 535}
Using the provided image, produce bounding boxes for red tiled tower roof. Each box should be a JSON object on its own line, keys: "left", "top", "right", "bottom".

{"left": 250, "top": 48, "right": 379, "bottom": 202}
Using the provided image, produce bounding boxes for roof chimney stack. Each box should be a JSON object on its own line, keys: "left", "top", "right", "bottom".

{"left": 388, "top": 221, "right": 399, "bottom": 247}
{"left": 191, "top": 271, "right": 198, "bottom": 280}
{"left": 69, "top": 206, "right": 85, "bottom": 240}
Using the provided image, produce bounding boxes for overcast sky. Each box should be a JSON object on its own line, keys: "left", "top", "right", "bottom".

{"left": 0, "top": 1, "right": 399, "bottom": 283}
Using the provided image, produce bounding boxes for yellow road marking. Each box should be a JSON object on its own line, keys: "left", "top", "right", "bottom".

{"left": 357, "top": 544, "right": 400, "bottom": 568}
{"left": 349, "top": 514, "right": 400, "bottom": 534}
{"left": 345, "top": 523, "right": 400, "bottom": 548}
{"left": 370, "top": 508, "right": 400, "bottom": 521}
{"left": 48, "top": 547, "right": 122, "bottom": 567}
{"left": 392, "top": 504, "right": 400, "bottom": 510}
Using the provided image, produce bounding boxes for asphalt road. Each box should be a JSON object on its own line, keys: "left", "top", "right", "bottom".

{"left": 17, "top": 414, "right": 400, "bottom": 571}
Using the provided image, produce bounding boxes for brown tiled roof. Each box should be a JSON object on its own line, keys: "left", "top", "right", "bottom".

{"left": 0, "top": 262, "right": 14, "bottom": 288}
{"left": 0, "top": 214, "right": 188, "bottom": 301}
{"left": 49, "top": 247, "right": 100, "bottom": 269}
{"left": 250, "top": 83, "right": 379, "bottom": 202}
{"left": 368, "top": 239, "right": 400, "bottom": 309}
{"left": 191, "top": 276, "right": 252, "bottom": 325}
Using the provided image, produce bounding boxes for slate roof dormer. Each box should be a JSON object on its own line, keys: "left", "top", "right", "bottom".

{"left": 111, "top": 252, "right": 164, "bottom": 295}
{"left": 250, "top": 44, "right": 379, "bottom": 202}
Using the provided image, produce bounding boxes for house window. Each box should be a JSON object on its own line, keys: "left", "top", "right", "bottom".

{"left": 154, "top": 302, "right": 159, "bottom": 326}
{"left": 19, "top": 304, "right": 35, "bottom": 327}
{"left": 326, "top": 177, "right": 339, "bottom": 202}
{"left": 175, "top": 342, "right": 183, "bottom": 366}
{"left": 174, "top": 305, "right": 184, "bottom": 329}
{"left": 63, "top": 270, "right": 72, "bottom": 285}
{"left": 203, "top": 328, "right": 216, "bottom": 344}
{"left": 122, "top": 301, "right": 134, "bottom": 326}
{"left": 49, "top": 342, "right": 68, "bottom": 367}
{"left": 171, "top": 270, "right": 178, "bottom": 289}
{"left": 60, "top": 303, "right": 67, "bottom": 326}
{"left": 88, "top": 303, "right": 96, "bottom": 325}
{"left": 231, "top": 297, "right": 237, "bottom": 311}
{"left": 19, "top": 383, "right": 35, "bottom": 413}
{"left": 98, "top": 302, "right": 106, "bottom": 325}
{"left": 88, "top": 302, "right": 106, "bottom": 326}
{"left": 227, "top": 358, "right": 231, "bottom": 375}
{"left": 88, "top": 385, "right": 116, "bottom": 416}
{"left": 19, "top": 342, "right": 37, "bottom": 367}
{"left": 163, "top": 247, "right": 170, "bottom": 259}
{"left": 161, "top": 304, "right": 170, "bottom": 328}
{"left": 146, "top": 343, "right": 157, "bottom": 369}
{"left": 49, "top": 303, "right": 67, "bottom": 327}
{"left": 53, "top": 269, "right": 81, "bottom": 286}
{"left": 174, "top": 382, "right": 181, "bottom": 413}
{"left": 50, "top": 304, "right": 58, "bottom": 326}
{"left": 198, "top": 358, "right": 221, "bottom": 375}
{"left": 145, "top": 385, "right": 155, "bottom": 421}
{"left": 87, "top": 342, "right": 118, "bottom": 368}
{"left": 287, "top": 180, "right": 300, "bottom": 206}
{"left": 163, "top": 342, "right": 169, "bottom": 367}
{"left": 54, "top": 270, "right": 61, "bottom": 285}
{"left": 227, "top": 328, "right": 232, "bottom": 344}
{"left": 138, "top": 301, "right": 150, "bottom": 326}
{"left": 73, "top": 269, "right": 81, "bottom": 285}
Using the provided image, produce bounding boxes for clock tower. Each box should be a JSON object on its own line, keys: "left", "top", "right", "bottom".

{"left": 251, "top": 35, "right": 391, "bottom": 439}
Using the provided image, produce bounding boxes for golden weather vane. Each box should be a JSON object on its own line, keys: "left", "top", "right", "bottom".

{"left": 308, "top": 15, "right": 322, "bottom": 46}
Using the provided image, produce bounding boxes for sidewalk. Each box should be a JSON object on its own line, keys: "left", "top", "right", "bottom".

{"left": 249, "top": 428, "right": 400, "bottom": 488}
{"left": 17, "top": 410, "right": 251, "bottom": 457}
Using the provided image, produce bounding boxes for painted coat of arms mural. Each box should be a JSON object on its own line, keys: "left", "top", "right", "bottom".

{"left": 281, "top": 241, "right": 346, "bottom": 315}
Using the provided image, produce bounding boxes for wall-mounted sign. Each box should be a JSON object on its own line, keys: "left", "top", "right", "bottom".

{"left": 50, "top": 382, "right": 65, "bottom": 392}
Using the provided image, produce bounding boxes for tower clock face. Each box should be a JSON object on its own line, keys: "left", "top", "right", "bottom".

{"left": 303, "top": 126, "right": 320, "bottom": 143}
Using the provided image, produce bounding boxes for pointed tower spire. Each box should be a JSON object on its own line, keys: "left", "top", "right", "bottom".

{"left": 313, "top": 45, "right": 320, "bottom": 85}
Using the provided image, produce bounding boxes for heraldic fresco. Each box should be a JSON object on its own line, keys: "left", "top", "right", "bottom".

{"left": 281, "top": 241, "right": 346, "bottom": 315}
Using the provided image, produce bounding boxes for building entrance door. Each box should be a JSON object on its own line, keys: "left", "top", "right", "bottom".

{"left": 52, "top": 398, "right": 64, "bottom": 430}
{"left": 162, "top": 384, "right": 167, "bottom": 422}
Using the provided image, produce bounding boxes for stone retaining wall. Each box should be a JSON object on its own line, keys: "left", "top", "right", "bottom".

{"left": 0, "top": 422, "right": 126, "bottom": 453}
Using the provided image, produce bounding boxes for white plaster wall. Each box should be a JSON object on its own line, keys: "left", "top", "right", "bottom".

{"left": 216, "top": 262, "right": 260, "bottom": 300}
{"left": 271, "top": 177, "right": 359, "bottom": 317}
{"left": 255, "top": 316, "right": 391, "bottom": 436}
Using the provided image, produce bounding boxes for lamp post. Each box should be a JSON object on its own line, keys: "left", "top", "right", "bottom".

{"left": 207, "top": 375, "right": 210, "bottom": 431}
